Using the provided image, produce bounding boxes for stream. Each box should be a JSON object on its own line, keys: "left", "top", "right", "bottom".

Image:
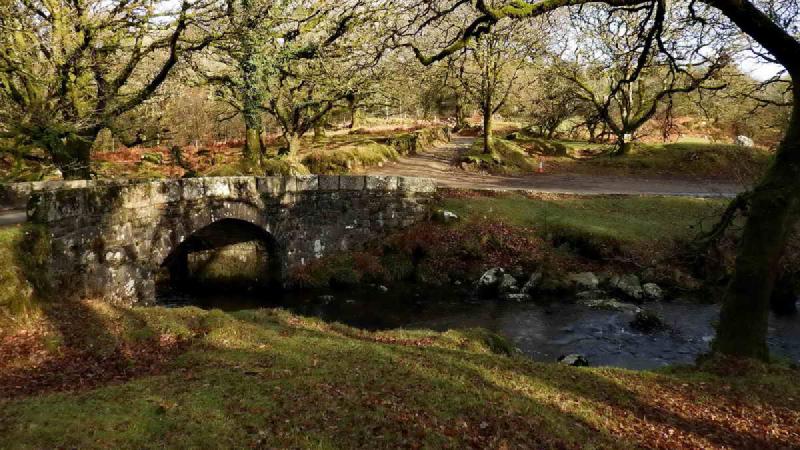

{"left": 160, "top": 284, "right": 800, "bottom": 370}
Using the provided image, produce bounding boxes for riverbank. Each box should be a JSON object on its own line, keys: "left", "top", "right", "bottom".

{"left": 284, "top": 191, "right": 730, "bottom": 298}
{"left": 0, "top": 301, "right": 798, "bottom": 449}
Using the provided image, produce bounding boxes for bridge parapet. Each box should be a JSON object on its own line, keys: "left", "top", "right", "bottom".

{"left": 22, "top": 176, "right": 436, "bottom": 304}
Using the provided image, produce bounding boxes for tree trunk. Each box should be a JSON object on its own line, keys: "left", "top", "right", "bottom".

{"left": 482, "top": 107, "right": 493, "bottom": 154}
{"left": 244, "top": 126, "right": 262, "bottom": 161}
{"left": 349, "top": 106, "right": 361, "bottom": 130}
{"left": 611, "top": 134, "right": 632, "bottom": 157}
{"left": 314, "top": 122, "right": 326, "bottom": 141}
{"left": 52, "top": 135, "right": 94, "bottom": 180}
{"left": 713, "top": 95, "right": 800, "bottom": 360}
{"left": 243, "top": 102, "right": 263, "bottom": 162}
{"left": 281, "top": 133, "right": 302, "bottom": 158}
{"left": 587, "top": 122, "right": 598, "bottom": 143}
{"left": 454, "top": 98, "right": 467, "bottom": 131}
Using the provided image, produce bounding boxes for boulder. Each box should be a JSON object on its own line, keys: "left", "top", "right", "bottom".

{"left": 630, "top": 310, "right": 666, "bottom": 333}
{"left": 735, "top": 135, "right": 755, "bottom": 147}
{"left": 558, "top": 354, "right": 589, "bottom": 367}
{"left": 498, "top": 274, "right": 519, "bottom": 294}
{"left": 568, "top": 272, "right": 599, "bottom": 291}
{"left": 642, "top": 283, "right": 664, "bottom": 301}
{"left": 610, "top": 274, "right": 644, "bottom": 301}
{"left": 476, "top": 268, "right": 505, "bottom": 296}
{"left": 580, "top": 298, "right": 642, "bottom": 314}
{"left": 522, "top": 272, "right": 543, "bottom": 293}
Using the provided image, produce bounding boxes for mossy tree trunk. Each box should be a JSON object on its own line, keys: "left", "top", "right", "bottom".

{"left": 713, "top": 90, "right": 800, "bottom": 359}
{"left": 610, "top": 132, "right": 633, "bottom": 157}
{"left": 240, "top": 6, "right": 263, "bottom": 163}
{"left": 314, "top": 118, "right": 327, "bottom": 142}
{"left": 482, "top": 102, "right": 493, "bottom": 154}
{"left": 454, "top": 98, "right": 467, "bottom": 131}
{"left": 241, "top": 70, "right": 264, "bottom": 161}
{"left": 244, "top": 123, "right": 263, "bottom": 161}
{"left": 281, "top": 132, "right": 302, "bottom": 158}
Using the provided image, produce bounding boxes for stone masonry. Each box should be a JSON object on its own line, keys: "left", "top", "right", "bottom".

{"left": 24, "top": 175, "right": 436, "bottom": 305}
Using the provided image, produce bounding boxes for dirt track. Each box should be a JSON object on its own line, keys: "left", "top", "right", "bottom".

{"left": 367, "top": 136, "right": 744, "bottom": 197}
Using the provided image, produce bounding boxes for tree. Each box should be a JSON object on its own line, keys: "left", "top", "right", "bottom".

{"left": 453, "top": 21, "right": 537, "bottom": 153}
{"left": 261, "top": 0, "right": 383, "bottom": 159}
{"left": 201, "top": 0, "right": 379, "bottom": 159}
{"left": 198, "top": 0, "right": 283, "bottom": 162}
{"left": 549, "top": 5, "right": 729, "bottom": 154}
{"left": 525, "top": 64, "right": 588, "bottom": 138}
{"left": 403, "top": 0, "right": 800, "bottom": 360}
{"left": 0, "top": 0, "right": 224, "bottom": 179}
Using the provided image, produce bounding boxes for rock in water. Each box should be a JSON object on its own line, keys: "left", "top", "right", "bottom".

{"left": 642, "top": 283, "right": 663, "bottom": 301}
{"left": 522, "top": 272, "right": 543, "bottom": 293}
{"left": 581, "top": 298, "right": 642, "bottom": 314}
{"left": 630, "top": 310, "right": 666, "bottom": 333}
{"left": 735, "top": 135, "right": 755, "bottom": 147}
{"left": 476, "top": 268, "right": 505, "bottom": 296}
{"left": 498, "top": 274, "right": 519, "bottom": 294}
{"left": 558, "top": 354, "right": 589, "bottom": 367}
{"left": 568, "top": 272, "right": 599, "bottom": 291}
{"left": 503, "top": 293, "right": 532, "bottom": 302}
{"left": 610, "top": 274, "right": 644, "bottom": 301}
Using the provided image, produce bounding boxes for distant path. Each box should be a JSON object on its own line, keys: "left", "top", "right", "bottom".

{"left": 367, "top": 136, "right": 743, "bottom": 198}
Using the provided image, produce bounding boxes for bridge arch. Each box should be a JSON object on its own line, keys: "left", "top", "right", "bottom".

{"left": 158, "top": 218, "right": 285, "bottom": 296}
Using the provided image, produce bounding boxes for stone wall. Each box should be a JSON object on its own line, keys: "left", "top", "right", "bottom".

{"left": 26, "top": 175, "right": 436, "bottom": 305}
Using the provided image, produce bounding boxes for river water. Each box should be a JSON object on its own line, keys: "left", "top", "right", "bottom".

{"left": 160, "top": 284, "right": 800, "bottom": 370}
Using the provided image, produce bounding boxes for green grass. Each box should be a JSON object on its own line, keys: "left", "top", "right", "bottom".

{"left": 1, "top": 302, "right": 797, "bottom": 449}
{"left": 511, "top": 137, "right": 774, "bottom": 180}
{"left": 585, "top": 142, "right": 773, "bottom": 180}
{"left": 442, "top": 193, "right": 726, "bottom": 245}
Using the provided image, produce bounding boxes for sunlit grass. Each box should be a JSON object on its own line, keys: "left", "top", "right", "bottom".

{"left": 442, "top": 193, "right": 727, "bottom": 244}
{"left": 1, "top": 302, "right": 797, "bottom": 449}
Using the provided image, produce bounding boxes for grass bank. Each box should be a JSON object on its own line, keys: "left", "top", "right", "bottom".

{"left": 509, "top": 135, "right": 773, "bottom": 181}
{"left": 0, "top": 301, "right": 797, "bottom": 449}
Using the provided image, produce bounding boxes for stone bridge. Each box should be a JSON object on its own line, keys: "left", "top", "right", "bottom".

{"left": 22, "top": 175, "right": 436, "bottom": 304}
